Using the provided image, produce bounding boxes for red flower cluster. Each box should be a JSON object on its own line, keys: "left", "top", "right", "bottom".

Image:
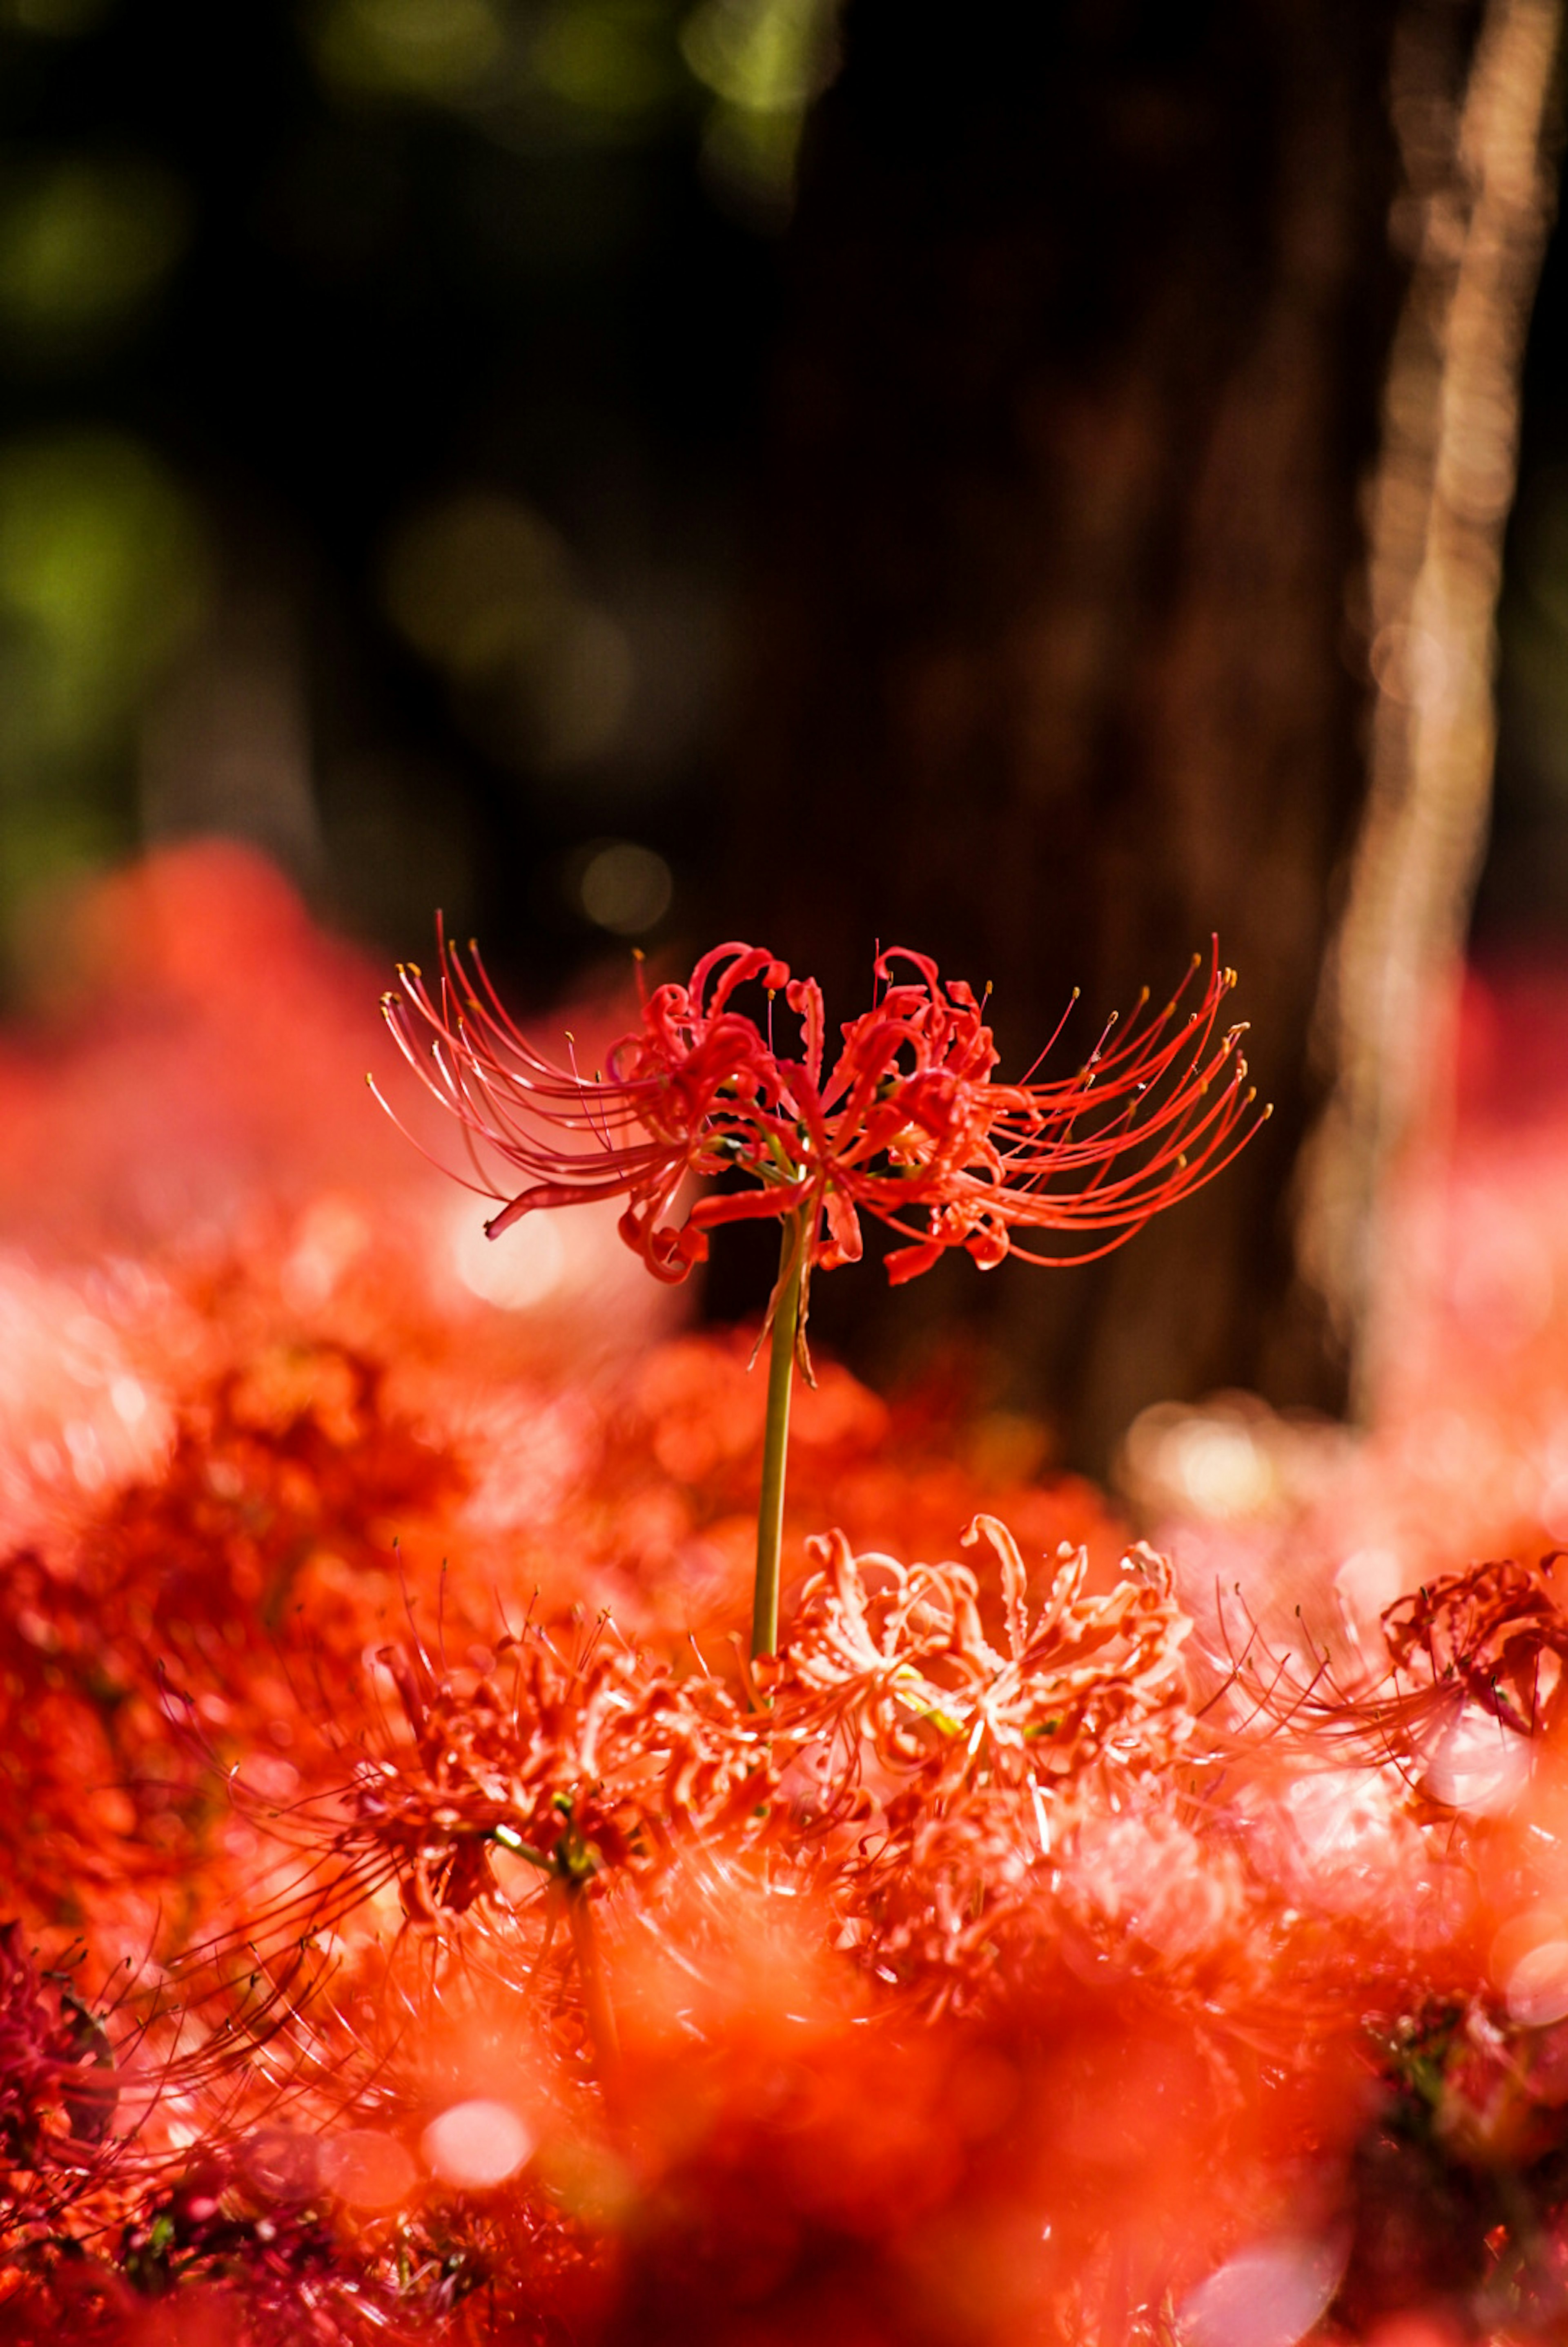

{"left": 378, "top": 934, "right": 1263, "bottom": 1299}
{"left": 0, "top": 1925, "right": 116, "bottom": 2211}
{"left": 26, "top": 850, "right": 1568, "bottom": 2344}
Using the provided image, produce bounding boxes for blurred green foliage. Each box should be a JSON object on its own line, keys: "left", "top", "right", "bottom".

{"left": 307, "top": 0, "right": 513, "bottom": 98}
{"left": 381, "top": 489, "right": 635, "bottom": 774}
{"left": 0, "top": 431, "right": 206, "bottom": 757}
{"left": 0, "top": 0, "right": 113, "bottom": 32}
{"left": 0, "top": 154, "right": 187, "bottom": 357}
{"left": 0, "top": 431, "right": 207, "bottom": 962}
{"left": 0, "top": 0, "right": 840, "bottom": 1003}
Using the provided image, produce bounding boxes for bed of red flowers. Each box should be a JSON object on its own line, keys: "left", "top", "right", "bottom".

{"left": 7, "top": 843, "right": 1568, "bottom": 2346}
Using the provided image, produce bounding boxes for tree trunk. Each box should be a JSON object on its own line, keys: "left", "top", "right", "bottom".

{"left": 1296, "top": 0, "right": 1564, "bottom": 1419}
{"left": 715, "top": 0, "right": 1552, "bottom": 1475}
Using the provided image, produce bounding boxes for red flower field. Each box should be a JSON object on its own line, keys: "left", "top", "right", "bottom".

{"left": 6, "top": 844, "right": 1568, "bottom": 2345}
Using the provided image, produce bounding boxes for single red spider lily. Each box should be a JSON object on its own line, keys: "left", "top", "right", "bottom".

{"left": 375, "top": 930, "right": 1264, "bottom": 1312}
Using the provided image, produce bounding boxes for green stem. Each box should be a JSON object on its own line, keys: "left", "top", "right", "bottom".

{"left": 751, "top": 1211, "right": 804, "bottom": 1663}
{"left": 565, "top": 1882, "right": 620, "bottom": 2082}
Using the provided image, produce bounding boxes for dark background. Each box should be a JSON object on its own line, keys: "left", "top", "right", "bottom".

{"left": 0, "top": 0, "right": 1561, "bottom": 1454}
{"left": 0, "top": 0, "right": 796, "bottom": 993}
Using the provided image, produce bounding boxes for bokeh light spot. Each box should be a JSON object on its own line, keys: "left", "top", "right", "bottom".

{"left": 1505, "top": 1937, "right": 1568, "bottom": 2028}
{"left": 381, "top": 490, "right": 633, "bottom": 771}
{"left": 243, "top": 2125, "right": 321, "bottom": 2204}
{"left": 533, "top": 1, "right": 683, "bottom": 120}
{"left": 0, "top": 156, "right": 188, "bottom": 349}
{"left": 1178, "top": 2236, "right": 1345, "bottom": 2347}
{"left": 681, "top": 0, "right": 840, "bottom": 217}
{"left": 0, "top": 430, "right": 207, "bottom": 758}
{"left": 0, "top": 0, "right": 114, "bottom": 35}
{"left": 450, "top": 1196, "right": 566, "bottom": 1308}
{"left": 1420, "top": 1703, "right": 1532, "bottom": 1815}
{"left": 309, "top": 0, "right": 506, "bottom": 97}
{"left": 578, "top": 838, "right": 672, "bottom": 934}
{"left": 680, "top": 0, "right": 834, "bottom": 112}
{"left": 319, "top": 2127, "right": 418, "bottom": 2209}
{"left": 421, "top": 2097, "right": 534, "bottom": 2188}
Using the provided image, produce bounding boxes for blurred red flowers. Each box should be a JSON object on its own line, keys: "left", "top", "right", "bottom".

{"left": 23, "top": 850, "right": 1568, "bottom": 2343}
{"left": 379, "top": 933, "right": 1263, "bottom": 1300}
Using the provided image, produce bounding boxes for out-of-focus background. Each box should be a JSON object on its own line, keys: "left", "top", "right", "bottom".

{"left": 1, "top": 0, "right": 1566, "bottom": 1472}
{"left": 0, "top": 0, "right": 799, "bottom": 983}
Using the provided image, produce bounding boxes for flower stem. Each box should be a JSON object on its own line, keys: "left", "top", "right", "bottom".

{"left": 751, "top": 1211, "right": 803, "bottom": 1663}
{"left": 566, "top": 1883, "right": 620, "bottom": 2081}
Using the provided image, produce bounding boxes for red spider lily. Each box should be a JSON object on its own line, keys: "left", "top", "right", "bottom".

{"left": 376, "top": 933, "right": 1264, "bottom": 1306}
{"left": 1224, "top": 1553, "right": 1568, "bottom": 1774}
{"left": 0, "top": 1923, "right": 117, "bottom": 2189}
{"left": 336, "top": 1619, "right": 775, "bottom": 1922}
{"left": 769, "top": 1517, "right": 1196, "bottom": 1999}
{"left": 1380, "top": 1555, "right": 1568, "bottom": 1736}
